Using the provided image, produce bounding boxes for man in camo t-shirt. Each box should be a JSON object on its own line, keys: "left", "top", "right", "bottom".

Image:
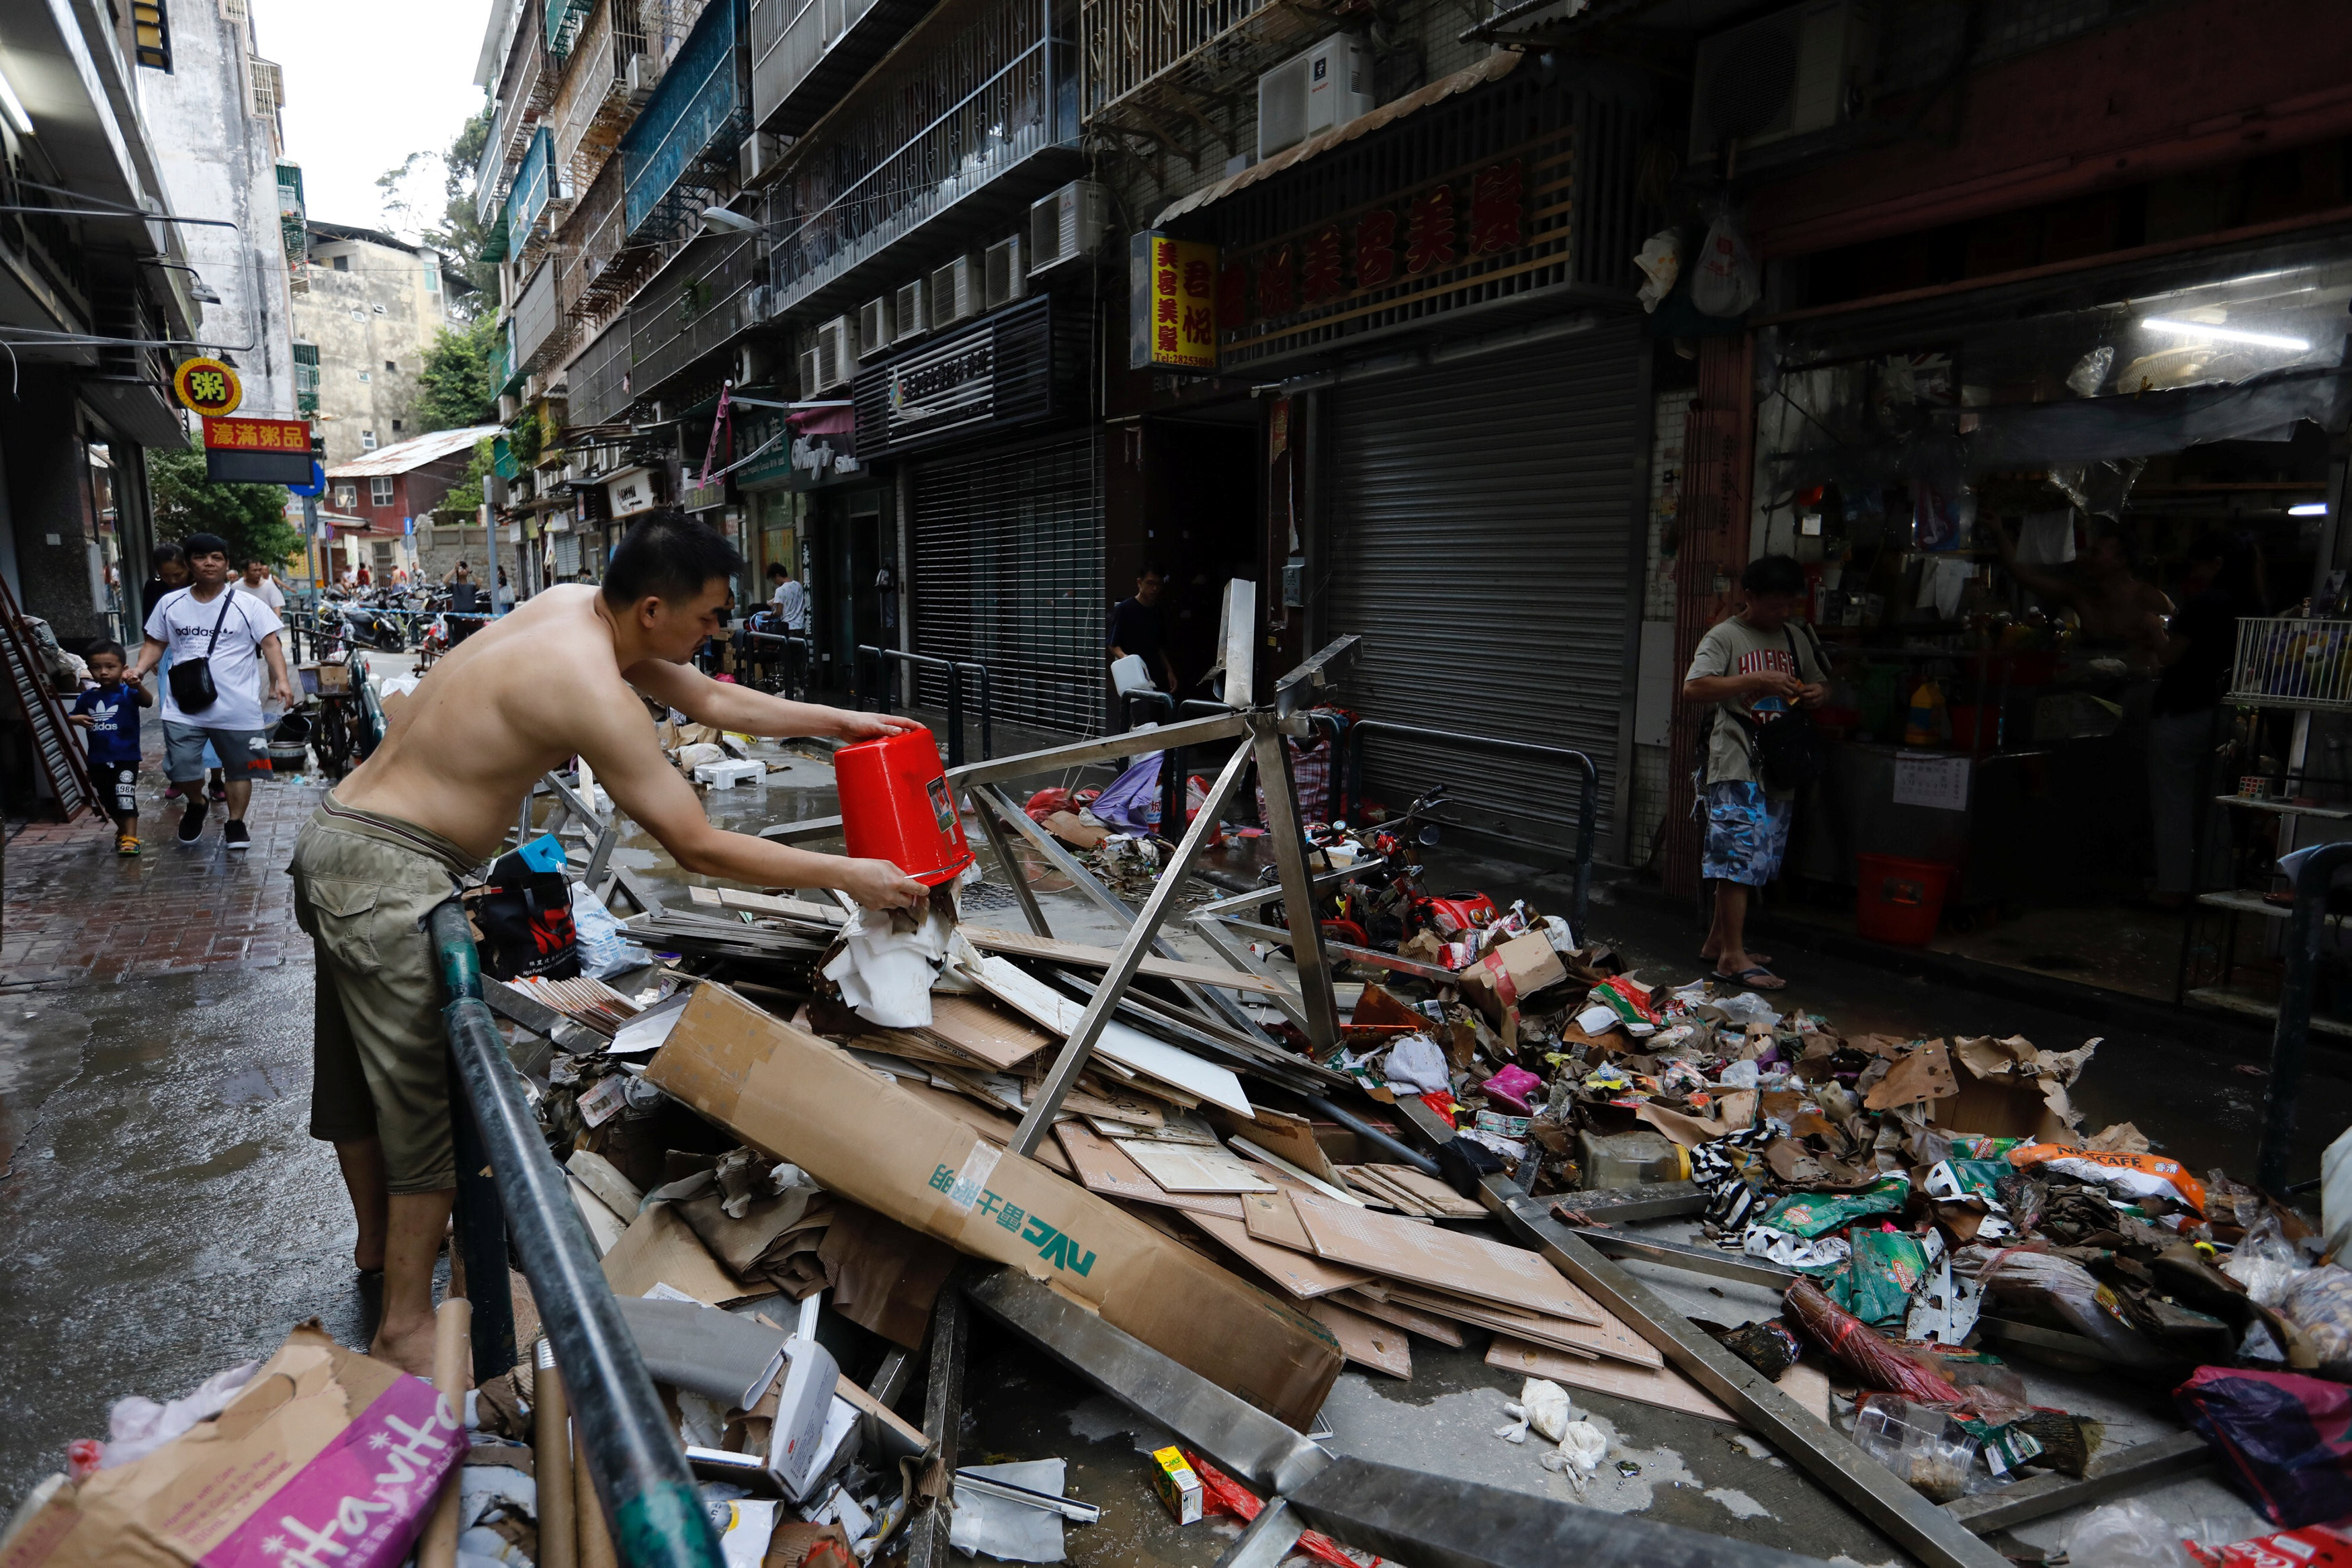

{"left": 1681, "top": 554, "right": 1826, "bottom": 992}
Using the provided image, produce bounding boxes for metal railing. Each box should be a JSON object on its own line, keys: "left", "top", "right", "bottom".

{"left": 2232, "top": 615, "right": 2352, "bottom": 711}
{"left": 855, "top": 644, "right": 993, "bottom": 766}
{"left": 1338, "top": 720, "right": 1599, "bottom": 932}
{"left": 2258, "top": 840, "right": 2352, "bottom": 1190}
{"left": 428, "top": 902, "right": 725, "bottom": 1568}
{"left": 737, "top": 626, "right": 815, "bottom": 699}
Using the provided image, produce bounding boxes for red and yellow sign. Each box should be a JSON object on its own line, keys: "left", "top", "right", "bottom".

{"left": 202, "top": 415, "right": 310, "bottom": 452}
{"left": 172, "top": 357, "right": 243, "bottom": 417}
{"left": 1138, "top": 234, "right": 1218, "bottom": 372}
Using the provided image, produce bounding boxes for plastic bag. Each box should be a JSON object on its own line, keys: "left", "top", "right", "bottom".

{"left": 2226, "top": 1214, "right": 2312, "bottom": 1308}
{"left": 2281, "top": 1264, "right": 2352, "bottom": 1364}
{"left": 1382, "top": 1033, "right": 1451, "bottom": 1095}
{"left": 1833, "top": 1227, "right": 1931, "bottom": 1330}
{"left": 571, "top": 880, "right": 652, "bottom": 980}
{"left": 1634, "top": 230, "right": 1680, "bottom": 312}
{"left": 2179, "top": 1368, "right": 2352, "bottom": 1527}
{"left": 1689, "top": 209, "right": 1760, "bottom": 318}
{"left": 2007, "top": 1143, "right": 2207, "bottom": 1210}
{"left": 1761, "top": 1177, "right": 1910, "bottom": 1239}
{"left": 1974, "top": 1248, "right": 2171, "bottom": 1368}
{"left": 100, "top": 1359, "right": 262, "bottom": 1470}
{"left": 2064, "top": 1499, "right": 2197, "bottom": 1568}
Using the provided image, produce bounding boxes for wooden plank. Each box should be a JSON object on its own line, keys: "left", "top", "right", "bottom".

{"left": 1241, "top": 1189, "right": 1316, "bottom": 1252}
{"left": 1189, "top": 1213, "right": 1378, "bottom": 1300}
{"left": 1288, "top": 1190, "right": 1602, "bottom": 1325}
{"left": 963, "top": 925, "right": 1302, "bottom": 999}
{"left": 1387, "top": 1284, "right": 1663, "bottom": 1369}
{"left": 1310, "top": 1299, "right": 1412, "bottom": 1379}
{"left": 966, "top": 954, "right": 1255, "bottom": 1117}
{"left": 1117, "top": 1139, "right": 1277, "bottom": 1194}
{"left": 690, "top": 884, "right": 847, "bottom": 924}
{"left": 924, "top": 995, "right": 1055, "bottom": 1073}
{"left": 1333, "top": 1290, "right": 1466, "bottom": 1348}
{"left": 1367, "top": 1164, "right": 1488, "bottom": 1219}
{"left": 1052, "top": 1124, "right": 1245, "bottom": 1220}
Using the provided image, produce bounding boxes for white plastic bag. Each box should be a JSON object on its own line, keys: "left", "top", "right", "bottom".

{"left": 1690, "top": 210, "right": 1760, "bottom": 318}
{"left": 1634, "top": 230, "right": 1680, "bottom": 312}
{"left": 1382, "top": 1033, "right": 1451, "bottom": 1094}
{"left": 101, "top": 1360, "right": 261, "bottom": 1470}
{"left": 2063, "top": 1499, "right": 2195, "bottom": 1568}
{"left": 2224, "top": 1213, "right": 2310, "bottom": 1307}
{"left": 571, "top": 881, "right": 653, "bottom": 979}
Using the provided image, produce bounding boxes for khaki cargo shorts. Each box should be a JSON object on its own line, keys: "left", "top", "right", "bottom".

{"left": 290, "top": 793, "right": 482, "bottom": 1194}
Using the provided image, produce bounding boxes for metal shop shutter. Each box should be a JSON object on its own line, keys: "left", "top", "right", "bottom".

{"left": 911, "top": 433, "right": 1105, "bottom": 737}
{"left": 1329, "top": 320, "right": 1642, "bottom": 859}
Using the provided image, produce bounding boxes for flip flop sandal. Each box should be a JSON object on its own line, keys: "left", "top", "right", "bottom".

{"left": 1712, "top": 965, "right": 1787, "bottom": 992}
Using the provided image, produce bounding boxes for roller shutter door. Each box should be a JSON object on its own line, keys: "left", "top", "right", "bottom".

{"left": 1329, "top": 320, "right": 1640, "bottom": 857}
{"left": 911, "top": 432, "right": 1104, "bottom": 736}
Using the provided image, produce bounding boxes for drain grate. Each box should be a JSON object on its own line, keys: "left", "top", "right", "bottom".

{"left": 962, "top": 879, "right": 1021, "bottom": 913}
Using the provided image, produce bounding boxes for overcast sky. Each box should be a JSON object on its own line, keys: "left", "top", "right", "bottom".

{"left": 251, "top": 0, "right": 491, "bottom": 235}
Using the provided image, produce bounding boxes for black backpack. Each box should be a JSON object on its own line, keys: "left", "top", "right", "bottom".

{"left": 1728, "top": 625, "right": 1825, "bottom": 791}
{"left": 464, "top": 848, "right": 579, "bottom": 980}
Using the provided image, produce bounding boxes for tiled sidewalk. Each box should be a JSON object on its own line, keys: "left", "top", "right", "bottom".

{"left": 3, "top": 746, "right": 325, "bottom": 990}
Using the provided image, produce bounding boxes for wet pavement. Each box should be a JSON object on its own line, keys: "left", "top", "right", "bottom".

{"left": 5, "top": 724, "right": 2347, "bottom": 1557}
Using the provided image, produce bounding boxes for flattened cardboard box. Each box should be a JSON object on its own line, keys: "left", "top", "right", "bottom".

{"left": 648, "top": 984, "right": 1342, "bottom": 1431}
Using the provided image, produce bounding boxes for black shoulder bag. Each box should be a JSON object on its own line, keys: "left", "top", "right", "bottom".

{"left": 1732, "top": 625, "right": 1826, "bottom": 791}
{"left": 165, "top": 592, "right": 237, "bottom": 714}
{"left": 463, "top": 847, "right": 580, "bottom": 981}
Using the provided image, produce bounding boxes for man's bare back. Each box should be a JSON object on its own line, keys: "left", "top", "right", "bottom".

{"left": 336, "top": 582, "right": 929, "bottom": 908}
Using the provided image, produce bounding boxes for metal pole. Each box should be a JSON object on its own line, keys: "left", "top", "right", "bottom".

{"left": 957, "top": 660, "right": 993, "bottom": 760}
{"left": 2257, "top": 840, "right": 2352, "bottom": 1190}
{"left": 904, "top": 1284, "right": 968, "bottom": 1568}
{"left": 1009, "top": 741, "right": 1253, "bottom": 1156}
{"left": 446, "top": 1049, "right": 516, "bottom": 1377}
{"left": 1249, "top": 713, "right": 1341, "bottom": 1057}
{"left": 427, "top": 903, "right": 724, "bottom": 1568}
{"left": 942, "top": 656, "right": 965, "bottom": 770}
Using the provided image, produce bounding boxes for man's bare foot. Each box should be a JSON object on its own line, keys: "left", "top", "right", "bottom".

{"left": 370, "top": 1316, "right": 440, "bottom": 1378}
{"left": 1699, "top": 947, "right": 1771, "bottom": 967}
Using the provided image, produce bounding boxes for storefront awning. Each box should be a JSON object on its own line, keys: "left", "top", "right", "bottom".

{"left": 1152, "top": 52, "right": 1520, "bottom": 228}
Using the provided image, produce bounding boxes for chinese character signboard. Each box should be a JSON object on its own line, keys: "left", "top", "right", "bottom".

{"left": 1128, "top": 231, "right": 1218, "bottom": 373}
{"left": 173, "top": 357, "right": 243, "bottom": 417}
{"left": 202, "top": 415, "right": 315, "bottom": 484}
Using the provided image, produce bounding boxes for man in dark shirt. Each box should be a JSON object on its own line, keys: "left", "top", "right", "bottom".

{"left": 446, "top": 560, "right": 483, "bottom": 646}
{"left": 1107, "top": 564, "right": 1177, "bottom": 693}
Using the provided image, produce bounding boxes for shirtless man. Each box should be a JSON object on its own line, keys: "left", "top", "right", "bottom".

{"left": 1991, "top": 513, "right": 2171, "bottom": 658}
{"left": 290, "top": 514, "right": 927, "bottom": 1373}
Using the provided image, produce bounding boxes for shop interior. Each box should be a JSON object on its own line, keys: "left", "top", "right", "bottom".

{"left": 1749, "top": 243, "right": 2352, "bottom": 1011}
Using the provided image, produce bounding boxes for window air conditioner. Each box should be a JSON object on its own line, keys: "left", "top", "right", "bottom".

{"left": 982, "top": 234, "right": 1025, "bottom": 309}
{"left": 1689, "top": 0, "right": 1872, "bottom": 163}
{"left": 815, "top": 316, "right": 857, "bottom": 389}
{"left": 857, "top": 297, "right": 892, "bottom": 358}
{"left": 1257, "top": 34, "right": 1374, "bottom": 162}
{"left": 1027, "top": 181, "right": 1107, "bottom": 276}
{"left": 892, "top": 277, "right": 927, "bottom": 342}
{"left": 624, "top": 52, "right": 659, "bottom": 104}
{"left": 739, "top": 133, "right": 775, "bottom": 185}
{"left": 798, "top": 347, "right": 821, "bottom": 398}
{"left": 930, "top": 254, "right": 982, "bottom": 326}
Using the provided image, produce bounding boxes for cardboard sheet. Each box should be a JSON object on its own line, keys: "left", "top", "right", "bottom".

{"left": 1333, "top": 1289, "right": 1466, "bottom": 1348}
{"left": 1189, "top": 1213, "right": 1377, "bottom": 1299}
{"left": 1212, "top": 1106, "right": 1341, "bottom": 1182}
{"left": 1240, "top": 1189, "right": 1316, "bottom": 1250}
{"left": 601, "top": 1203, "right": 763, "bottom": 1307}
{"left": 925, "top": 994, "right": 1056, "bottom": 1072}
{"left": 1362, "top": 1164, "right": 1486, "bottom": 1219}
{"left": 1863, "top": 1039, "right": 1959, "bottom": 1110}
{"left": 1309, "top": 1299, "right": 1413, "bottom": 1378}
{"left": 1387, "top": 1283, "right": 1661, "bottom": 1368}
{"left": 648, "top": 985, "right": 1341, "bottom": 1430}
{"left": 1054, "top": 1124, "right": 1245, "bottom": 1221}
{"left": 1287, "top": 1191, "right": 1603, "bottom": 1324}
{"left": 1117, "top": 1139, "right": 1277, "bottom": 1194}
{"left": 966, "top": 954, "right": 1256, "bottom": 1117}
{"left": 894, "top": 1080, "right": 1077, "bottom": 1178}
{"left": 1483, "top": 1338, "right": 1832, "bottom": 1426}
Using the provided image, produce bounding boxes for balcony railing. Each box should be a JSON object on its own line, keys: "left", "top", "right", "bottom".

{"left": 619, "top": 0, "right": 749, "bottom": 243}
{"left": 507, "top": 126, "right": 556, "bottom": 247}
{"left": 515, "top": 256, "right": 569, "bottom": 371}
{"left": 626, "top": 231, "right": 757, "bottom": 396}
{"left": 478, "top": 0, "right": 552, "bottom": 224}
{"left": 765, "top": 0, "right": 1074, "bottom": 321}
{"left": 547, "top": 0, "right": 593, "bottom": 54}
{"left": 489, "top": 320, "right": 516, "bottom": 393}
{"left": 557, "top": 159, "right": 656, "bottom": 324}
{"left": 549, "top": 0, "right": 644, "bottom": 196}
{"left": 566, "top": 313, "right": 636, "bottom": 426}
{"left": 1076, "top": 0, "right": 1321, "bottom": 133}
{"left": 749, "top": 0, "right": 934, "bottom": 137}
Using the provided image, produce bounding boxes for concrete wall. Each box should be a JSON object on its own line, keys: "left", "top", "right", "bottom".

{"left": 292, "top": 234, "right": 451, "bottom": 466}
{"left": 138, "top": 3, "right": 296, "bottom": 419}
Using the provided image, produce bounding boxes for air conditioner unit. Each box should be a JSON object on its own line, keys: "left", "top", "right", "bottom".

{"left": 815, "top": 315, "right": 858, "bottom": 389}
{"left": 892, "top": 277, "right": 927, "bottom": 342}
{"left": 798, "top": 347, "right": 821, "bottom": 398}
{"left": 857, "top": 297, "right": 891, "bottom": 357}
{"left": 1257, "top": 34, "right": 1374, "bottom": 162}
{"left": 982, "top": 234, "right": 1025, "bottom": 309}
{"left": 928, "top": 255, "right": 982, "bottom": 326}
{"left": 624, "top": 52, "right": 660, "bottom": 103}
{"left": 1689, "top": 0, "right": 1872, "bottom": 163}
{"left": 1027, "top": 181, "right": 1107, "bottom": 276}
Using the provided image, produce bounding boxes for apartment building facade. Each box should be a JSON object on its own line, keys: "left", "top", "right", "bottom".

{"left": 291, "top": 221, "right": 457, "bottom": 468}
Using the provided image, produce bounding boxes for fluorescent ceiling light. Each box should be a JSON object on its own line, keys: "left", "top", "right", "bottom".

{"left": 2142, "top": 316, "right": 2311, "bottom": 351}
{"left": 0, "top": 67, "right": 32, "bottom": 136}
{"left": 700, "top": 206, "right": 759, "bottom": 235}
{"left": 2290, "top": 503, "right": 2328, "bottom": 517}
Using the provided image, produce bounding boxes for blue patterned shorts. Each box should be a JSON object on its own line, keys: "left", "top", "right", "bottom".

{"left": 1702, "top": 780, "right": 1792, "bottom": 887}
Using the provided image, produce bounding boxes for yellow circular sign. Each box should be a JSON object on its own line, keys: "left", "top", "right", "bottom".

{"left": 172, "top": 357, "right": 242, "bottom": 417}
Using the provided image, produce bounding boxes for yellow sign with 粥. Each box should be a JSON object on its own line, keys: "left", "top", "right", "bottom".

{"left": 1134, "top": 233, "right": 1218, "bottom": 373}
{"left": 172, "top": 357, "right": 243, "bottom": 418}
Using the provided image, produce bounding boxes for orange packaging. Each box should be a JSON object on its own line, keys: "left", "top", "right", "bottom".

{"left": 2006, "top": 1143, "right": 2206, "bottom": 1212}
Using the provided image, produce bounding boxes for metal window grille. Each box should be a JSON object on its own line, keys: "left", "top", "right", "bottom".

{"left": 912, "top": 433, "right": 1103, "bottom": 736}
{"left": 1077, "top": 0, "right": 1322, "bottom": 131}
{"left": 566, "top": 314, "right": 636, "bottom": 425}
{"left": 514, "top": 257, "right": 571, "bottom": 371}
{"left": 508, "top": 126, "right": 557, "bottom": 249}
{"left": 750, "top": 0, "right": 929, "bottom": 136}
{"left": 548, "top": 0, "right": 594, "bottom": 54}
{"left": 132, "top": 0, "right": 171, "bottom": 69}
{"left": 626, "top": 231, "right": 757, "bottom": 396}
{"left": 2232, "top": 617, "right": 2352, "bottom": 712}
{"left": 478, "top": 3, "right": 553, "bottom": 224}
{"left": 762, "top": 0, "right": 1068, "bottom": 320}
{"left": 248, "top": 56, "right": 282, "bottom": 114}
{"left": 618, "top": 0, "right": 749, "bottom": 241}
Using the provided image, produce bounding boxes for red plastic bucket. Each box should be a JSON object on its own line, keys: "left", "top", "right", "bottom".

{"left": 835, "top": 728, "right": 975, "bottom": 885}
{"left": 1854, "top": 854, "right": 1954, "bottom": 947}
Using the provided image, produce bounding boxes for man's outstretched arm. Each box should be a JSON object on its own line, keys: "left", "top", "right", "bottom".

{"left": 624, "top": 655, "right": 919, "bottom": 742}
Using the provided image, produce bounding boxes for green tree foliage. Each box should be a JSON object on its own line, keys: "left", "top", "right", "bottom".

{"left": 377, "top": 104, "right": 497, "bottom": 314}
{"left": 439, "top": 440, "right": 495, "bottom": 515}
{"left": 415, "top": 315, "right": 501, "bottom": 431}
{"left": 147, "top": 443, "right": 305, "bottom": 566}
